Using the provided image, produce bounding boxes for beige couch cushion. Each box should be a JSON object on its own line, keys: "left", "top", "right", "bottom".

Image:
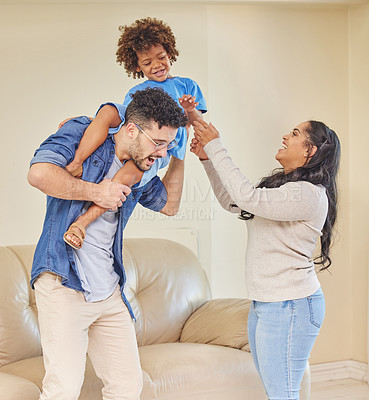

{"left": 0, "top": 246, "right": 41, "bottom": 367}
{"left": 0, "top": 372, "right": 40, "bottom": 400}
{"left": 139, "top": 342, "right": 264, "bottom": 400}
{"left": 180, "top": 298, "right": 250, "bottom": 351}
{"left": 0, "top": 355, "right": 164, "bottom": 400}
{"left": 123, "top": 239, "right": 211, "bottom": 346}
{"left": 0, "top": 356, "right": 105, "bottom": 399}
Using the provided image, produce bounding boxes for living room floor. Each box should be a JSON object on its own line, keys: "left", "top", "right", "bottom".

{"left": 311, "top": 378, "right": 369, "bottom": 399}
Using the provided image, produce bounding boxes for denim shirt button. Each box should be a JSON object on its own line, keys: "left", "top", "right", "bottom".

{"left": 93, "top": 160, "right": 98, "bottom": 165}
{"left": 110, "top": 150, "right": 114, "bottom": 155}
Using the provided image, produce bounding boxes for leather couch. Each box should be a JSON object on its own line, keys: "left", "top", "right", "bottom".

{"left": 0, "top": 239, "right": 310, "bottom": 399}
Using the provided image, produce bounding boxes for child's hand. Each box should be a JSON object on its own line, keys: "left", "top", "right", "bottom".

{"left": 66, "top": 161, "right": 83, "bottom": 178}
{"left": 179, "top": 95, "right": 199, "bottom": 113}
{"left": 190, "top": 137, "right": 208, "bottom": 161}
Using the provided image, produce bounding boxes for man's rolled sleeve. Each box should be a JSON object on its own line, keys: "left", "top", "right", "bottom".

{"left": 139, "top": 176, "right": 168, "bottom": 212}
{"left": 30, "top": 149, "right": 68, "bottom": 168}
{"left": 29, "top": 118, "right": 91, "bottom": 168}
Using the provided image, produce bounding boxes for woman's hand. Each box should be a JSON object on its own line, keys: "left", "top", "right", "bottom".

{"left": 190, "top": 137, "right": 208, "bottom": 160}
{"left": 193, "top": 120, "right": 220, "bottom": 147}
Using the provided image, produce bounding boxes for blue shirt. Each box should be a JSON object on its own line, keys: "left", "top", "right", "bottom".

{"left": 122, "top": 76, "right": 207, "bottom": 160}
{"left": 29, "top": 115, "right": 167, "bottom": 319}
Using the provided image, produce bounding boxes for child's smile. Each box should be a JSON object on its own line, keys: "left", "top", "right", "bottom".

{"left": 136, "top": 44, "right": 172, "bottom": 82}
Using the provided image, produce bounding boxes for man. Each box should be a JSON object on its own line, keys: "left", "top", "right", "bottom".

{"left": 27, "top": 87, "right": 188, "bottom": 400}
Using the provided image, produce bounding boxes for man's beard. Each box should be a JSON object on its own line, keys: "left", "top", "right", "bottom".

{"left": 132, "top": 157, "right": 149, "bottom": 172}
{"left": 128, "top": 139, "right": 159, "bottom": 172}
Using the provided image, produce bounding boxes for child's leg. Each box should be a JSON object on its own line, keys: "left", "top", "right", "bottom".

{"left": 63, "top": 161, "right": 144, "bottom": 249}
{"left": 66, "top": 117, "right": 106, "bottom": 177}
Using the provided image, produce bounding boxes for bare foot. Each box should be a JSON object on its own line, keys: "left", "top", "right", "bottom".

{"left": 66, "top": 161, "right": 83, "bottom": 178}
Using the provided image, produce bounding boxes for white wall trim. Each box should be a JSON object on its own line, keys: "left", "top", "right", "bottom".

{"left": 310, "top": 360, "right": 368, "bottom": 382}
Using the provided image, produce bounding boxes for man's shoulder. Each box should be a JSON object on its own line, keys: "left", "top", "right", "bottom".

{"left": 63, "top": 116, "right": 92, "bottom": 127}
{"left": 30, "top": 117, "right": 93, "bottom": 167}
{"left": 51, "top": 116, "right": 92, "bottom": 139}
{"left": 45, "top": 116, "right": 92, "bottom": 144}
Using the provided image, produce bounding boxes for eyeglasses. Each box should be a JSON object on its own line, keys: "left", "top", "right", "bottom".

{"left": 135, "top": 124, "right": 177, "bottom": 151}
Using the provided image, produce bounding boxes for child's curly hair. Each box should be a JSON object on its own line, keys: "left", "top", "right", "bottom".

{"left": 116, "top": 17, "right": 179, "bottom": 79}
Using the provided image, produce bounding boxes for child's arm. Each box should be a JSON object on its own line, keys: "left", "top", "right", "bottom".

{"left": 66, "top": 105, "right": 122, "bottom": 177}
{"left": 179, "top": 94, "right": 204, "bottom": 126}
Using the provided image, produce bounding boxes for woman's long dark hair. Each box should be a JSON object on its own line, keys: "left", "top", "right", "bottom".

{"left": 238, "top": 121, "right": 341, "bottom": 271}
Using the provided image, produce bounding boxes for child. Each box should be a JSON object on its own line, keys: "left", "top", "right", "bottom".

{"left": 63, "top": 17, "right": 207, "bottom": 249}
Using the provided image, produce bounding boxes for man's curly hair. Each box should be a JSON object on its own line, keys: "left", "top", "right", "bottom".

{"left": 116, "top": 17, "right": 179, "bottom": 79}
{"left": 125, "top": 87, "right": 187, "bottom": 130}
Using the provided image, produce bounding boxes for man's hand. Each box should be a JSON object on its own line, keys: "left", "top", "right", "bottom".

{"left": 28, "top": 163, "right": 130, "bottom": 209}
{"left": 93, "top": 179, "right": 131, "bottom": 210}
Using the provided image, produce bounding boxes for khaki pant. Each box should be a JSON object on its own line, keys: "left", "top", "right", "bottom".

{"left": 34, "top": 272, "right": 143, "bottom": 400}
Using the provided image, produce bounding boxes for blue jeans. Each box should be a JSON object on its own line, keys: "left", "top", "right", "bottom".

{"left": 248, "top": 287, "right": 325, "bottom": 400}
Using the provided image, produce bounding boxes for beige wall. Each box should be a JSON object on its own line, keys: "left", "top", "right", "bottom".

{"left": 1, "top": 1, "right": 367, "bottom": 365}
{"left": 349, "top": 3, "right": 369, "bottom": 363}
{"left": 206, "top": 4, "right": 353, "bottom": 365}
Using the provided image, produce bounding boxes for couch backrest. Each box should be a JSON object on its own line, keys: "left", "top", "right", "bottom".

{"left": 0, "top": 245, "right": 41, "bottom": 368}
{"left": 123, "top": 239, "right": 211, "bottom": 346}
{"left": 0, "top": 239, "right": 211, "bottom": 367}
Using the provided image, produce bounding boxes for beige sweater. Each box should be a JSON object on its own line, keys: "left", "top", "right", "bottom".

{"left": 202, "top": 138, "right": 328, "bottom": 301}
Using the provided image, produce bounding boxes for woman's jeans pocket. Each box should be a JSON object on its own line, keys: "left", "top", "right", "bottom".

{"left": 308, "top": 287, "right": 325, "bottom": 328}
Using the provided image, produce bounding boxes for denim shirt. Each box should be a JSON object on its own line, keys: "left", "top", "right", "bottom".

{"left": 30, "top": 116, "right": 167, "bottom": 319}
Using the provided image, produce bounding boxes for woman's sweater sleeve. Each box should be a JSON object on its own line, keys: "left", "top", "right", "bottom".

{"left": 201, "top": 159, "right": 241, "bottom": 214}
{"left": 203, "top": 138, "right": 324, "bottom": 221}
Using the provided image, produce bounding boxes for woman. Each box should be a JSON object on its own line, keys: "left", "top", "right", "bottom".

{"left": 190, "top": 120, "right": 340, "bottom": 400}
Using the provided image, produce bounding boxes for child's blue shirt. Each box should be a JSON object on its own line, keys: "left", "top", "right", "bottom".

{"left": 99, "top": 77, "right": 207, "bottom": 188}
{"left": 122, "top": 77, "right": 207, "bottom": 161}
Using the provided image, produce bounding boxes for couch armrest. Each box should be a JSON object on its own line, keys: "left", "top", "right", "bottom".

{"left": 0, "top": 371, "right": 40, "bottom": 399}
{"left": 179, "top": 298, "right": 251, "bottom": 351}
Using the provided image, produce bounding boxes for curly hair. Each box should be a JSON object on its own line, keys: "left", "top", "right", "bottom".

{"left": 236, "top": 121, "right": 341, "bottom": 272}
{"left": 125, "top": 87, "right": 187, "bottom": 129}
{"left": 116, "top": 17, "right": 179, "bottom": 79}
